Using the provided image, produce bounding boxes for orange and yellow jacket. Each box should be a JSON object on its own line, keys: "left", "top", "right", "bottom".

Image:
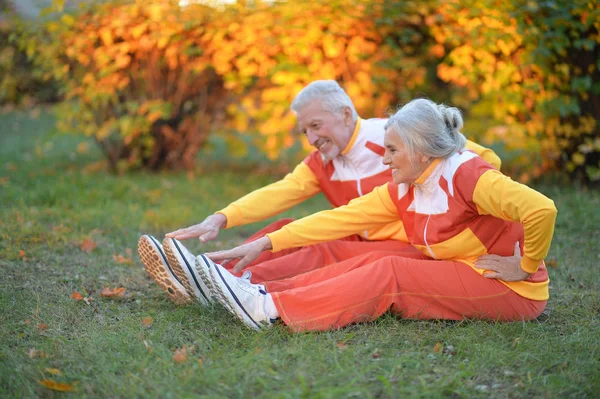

{"left": 266, "top": 151, "right": 557, "bottom": 301}
{"left": 218, "top": 117, "right": 502, "bottom": 242}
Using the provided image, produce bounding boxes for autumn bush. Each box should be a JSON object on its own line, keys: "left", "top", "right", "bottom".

{"left": 14, "top": 0, "right": 599, "bottom": 181}
{"left": 430, "top": 0, "right": 600, "bottom": 182}
{"left": 0, "top": 20, "right": 59, "bottom": 106}
{"left": 30, "top": 0, "right": 229, "bottom": 171}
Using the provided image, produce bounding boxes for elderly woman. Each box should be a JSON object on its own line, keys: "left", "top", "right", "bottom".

{"left": 199, "top": 98, "right": 557, "bottom": 332}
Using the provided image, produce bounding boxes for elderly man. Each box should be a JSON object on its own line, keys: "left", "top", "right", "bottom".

{"left": 138, "top": 80, "right": 501, "bottom": 305}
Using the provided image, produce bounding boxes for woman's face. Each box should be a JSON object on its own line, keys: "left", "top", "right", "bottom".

{"left": 382, "top": 129, "right": 431, "bottom": 185}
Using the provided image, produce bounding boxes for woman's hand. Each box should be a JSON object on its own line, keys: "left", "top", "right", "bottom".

{"left": 475, "top": 242, "right": 531, "bottom": 282}
{"left": 205, "top": 236, "right": 273, "bottom": 273}
{"left": 166, "top": 214, "right": 227, "bottom": 243}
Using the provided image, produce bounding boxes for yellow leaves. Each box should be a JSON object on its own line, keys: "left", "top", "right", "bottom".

{"left": 146, "top": 4, "right": 165, "bottom": 21}
{"left": 130, "top": 24, "right": 147, "bottom": 39}
{"left": 115, "top": 54, "right": 132, "bottom": 69}
{"left": 38, "top": 379, "right": 77, "bottom": 392}
{"left": 572, "top": 152, "right": 586, "bottom": 166}
{"left": 61, "top": 14, "right": 76, "bottom": 27}
{"left": 45, "top": 368, "right": 62, "bottom": 376}
{"left": 99, "top": 28, "right": 113, "bottom": 46}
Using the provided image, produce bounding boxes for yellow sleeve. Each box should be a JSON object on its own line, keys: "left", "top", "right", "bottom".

{"left": 216, "top": 162, "right": 321, "bottom": 228}
{"left": 473, "top": 170, "right": 558, "bottom": 273}
{"left": 267, "top": 184, "right": 399, "bottom": 252}
{"left": 465, "top": 140, "right": 502, "bottom": 170}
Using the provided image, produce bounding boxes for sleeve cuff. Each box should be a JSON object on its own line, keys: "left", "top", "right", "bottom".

{"left": 215, "top": 206, "right": 242, "bottom": 229}
{"left": 265, "top": 231, "right": 287, "bottom": 253}
{"left": 520, "top": 255, "right": 541, "bottom": 274}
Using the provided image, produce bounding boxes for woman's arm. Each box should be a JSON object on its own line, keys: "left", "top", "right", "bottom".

{"left": 472, "top": 169, "right": 558, "bottom": 274}
{"left": 206, "top": 184, "right": 400, "bottom": 272}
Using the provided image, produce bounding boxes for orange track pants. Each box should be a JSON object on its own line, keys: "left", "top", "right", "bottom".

{"left": 267, "top": 251, "right": 547, "bottom": 332}
{"left": 224, "top": 218, "right": 422, "bottom": 282}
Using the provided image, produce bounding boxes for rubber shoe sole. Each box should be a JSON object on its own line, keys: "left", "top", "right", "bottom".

{"left": 163, "top": 238, "right": 211, "bottom": 306}
{"left": 137, "top": 235, "right": 190, "bottom": 305}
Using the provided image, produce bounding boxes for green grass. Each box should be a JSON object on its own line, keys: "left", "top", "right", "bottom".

{"left": 0, "top": 109, "right": 599, "bottom": 398}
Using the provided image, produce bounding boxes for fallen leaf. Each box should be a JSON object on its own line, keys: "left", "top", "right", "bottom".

{"left": 101, "top": 287, "right": 126, "bottom": 298}
{"left": 70, "top": 291, "right": 84, "bottom": 301}
{"left": 546, "top": 258, "right": 558, "bottom": 268}
{"left": 38, "top": 379, "right": 76, "bottom": 392}
{"left": 372, "top": 352, "right": 381, "bottom": 359}
{"left": 172, "top": 347, "right": 188, "bottom": 363}
{"left": 37, "top": 323, "right": 49, "bottom": 331}
{"left": 80, "top": 238, "right": 97, "bottom": 253}
{"left": 113, "top": 254, "right": 133, "bottom": 265}
{"left": 25, "top": 319, "right": 31, "bottom": 325}
{"left": 44, "top": 368, "right": 62, "bottom": 375}
{"left": 0, "top": 176, "right": 8, "bottom": 186}
{"left": 141, "top": 317, "right": 153, "bottom": 326}
{"left": 335, "top": 341, "right": 348, "bottom": 350}
{"left": 28, "top": 348, "right": 46, "bottom": 358}
{"left": 433, "top": 342, "right": 443, "bottom": 353}
{"left": 197, "top": 358, "right": 204, "bottom": 367}
{"left": 83, "top": 297, "right": 93, "bottom": 305}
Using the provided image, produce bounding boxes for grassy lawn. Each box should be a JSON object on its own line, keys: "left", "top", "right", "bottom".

{"left": 0, "top": 110, "right": 598, "bottom": 398}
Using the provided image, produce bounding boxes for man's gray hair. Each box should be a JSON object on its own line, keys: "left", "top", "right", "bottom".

{"left": 291, "top": 80, "right": 358, "bottom": 122}
{"left": 384, "top": 98, "right": 466, "bottom": 160}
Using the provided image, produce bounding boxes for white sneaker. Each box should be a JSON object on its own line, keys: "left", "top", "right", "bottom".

{"left": 194, "top": 253, "right": 219, "bottom": 304}
{"left": 241, "top": 270, "right": 252, "bottom": 281}
{"left": 137, "top": 235, "right": 190, "bottom": 305}
{"left": 162, "top": 238, "right": 211, "bottom": 306}
{"left": 209, "top": 263, "right": 275, "bottom": 330}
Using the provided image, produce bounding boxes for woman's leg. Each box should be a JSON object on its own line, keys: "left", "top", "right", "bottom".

{"left": 245, "top": 239, "right": 424, "bottom": 282}
{"left": 271, "top": 256, "right": 547, "bottom": 332}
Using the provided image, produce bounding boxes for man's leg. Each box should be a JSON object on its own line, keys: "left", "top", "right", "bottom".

{"left": 271, "top": 256, "right": 547, "bottom": 332}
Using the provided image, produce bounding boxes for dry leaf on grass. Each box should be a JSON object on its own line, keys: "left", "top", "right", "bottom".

{"left": 172, "top": 347, "right": 188, "bottom": 364}
{"left": 101, "top": 287, "right": 126, "bottom": 298}
{"left": 38, "top": 379, "right": 76, "bottom": 392}
{"left": 80, "top": 238, "right": 97, "bottom": 253}
{"left": 44, "top": 368, "right": 62, "bottom": 375}
{"left": 70, "top": 291, "right": 84, "bottom": 301}
{"left": 335, "top": 341, "right": 348, "bottom": 350}
{"left": 141, "top": 317, "right": 153, "bottom": 327}
{"left": 113, "top": 254, "right": 133, "bottom": 265}
{"left": 28, "top": 348, "right": 46, "bottom": 359}
{"left": 433, "top": 342, "right": 443, "bottom": 353}
{"left": 37, "top": 323, "right": 49, "bottom": 331}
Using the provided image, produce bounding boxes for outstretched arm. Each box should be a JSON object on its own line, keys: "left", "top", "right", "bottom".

{"left": 206, "top": 184, "right": 400, "bottom": 272}
{"left": 167, "top": 162, "right": 321, "bottom": 241}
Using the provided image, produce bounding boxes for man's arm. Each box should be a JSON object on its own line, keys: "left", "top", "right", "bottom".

{"left": 167, "top": 162, "right": 321, "bottom": 241}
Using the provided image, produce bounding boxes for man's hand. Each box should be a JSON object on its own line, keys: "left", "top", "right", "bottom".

{"left": 166, "top": 214, "right": 227, "bottom": 242}
{"left": 475, "top": 241, "right": 531, "bottom": 282}
{"left": 205, "top": 236, "right": 273, "bottom": 273}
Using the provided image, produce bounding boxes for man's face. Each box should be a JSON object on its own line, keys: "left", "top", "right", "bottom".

{"left": 296, "top": 101, "right": 353, "bottom": 163}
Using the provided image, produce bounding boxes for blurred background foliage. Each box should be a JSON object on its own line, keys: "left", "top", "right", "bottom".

{"left": 1, "top": 0, "right": 598, "bottom": 183}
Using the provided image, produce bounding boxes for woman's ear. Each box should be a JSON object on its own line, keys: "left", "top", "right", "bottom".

{"left": 417, "top": 153, "right": 431, "bottom": 164}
